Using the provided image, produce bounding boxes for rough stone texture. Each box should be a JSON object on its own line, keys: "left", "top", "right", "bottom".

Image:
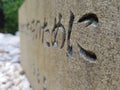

{"left": 19, "top": 0, "right": 120, "bottom": 90}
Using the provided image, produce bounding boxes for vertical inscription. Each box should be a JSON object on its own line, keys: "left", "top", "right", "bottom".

{"left": 40, "top": 19, "right": 51, "bottom": 47}
{"left": 77, "top": 13, "right": 98, "bottom": 63}
{"left": 20, "top": 11, "right": 99, "bottom": 63}
{"left": 51, "top": 14, "right": 66, "bottom": 49}
{"left": 67, "top": 11, "right": 75, "bottom": 57}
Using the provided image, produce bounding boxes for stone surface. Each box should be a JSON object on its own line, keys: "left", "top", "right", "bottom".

{"left": 19, "top": 0, "right": 120, "bottom": 90}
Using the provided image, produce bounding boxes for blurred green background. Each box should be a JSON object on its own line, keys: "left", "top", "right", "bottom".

{"left": 0, "top": 0, "right": 24, "bottom": 34}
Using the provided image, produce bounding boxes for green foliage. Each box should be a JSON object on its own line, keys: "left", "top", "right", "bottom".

{"left": 2, "top": 0, "right": 24, "bottom": 34}
{"left": 0, "top": 0, "right": 5, "bottom": 31}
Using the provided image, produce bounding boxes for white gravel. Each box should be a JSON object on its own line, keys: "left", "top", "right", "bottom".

{"left": 0, "top": 32, "right": 32, "bottom": 90}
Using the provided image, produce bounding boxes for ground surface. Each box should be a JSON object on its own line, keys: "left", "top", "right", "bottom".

{"left": 0, "top": 32, "right": 32, "bottom": 90}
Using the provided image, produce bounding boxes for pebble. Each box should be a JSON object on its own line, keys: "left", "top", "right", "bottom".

{"left": 0, "top": 32, "right": 32, "bottom": 90}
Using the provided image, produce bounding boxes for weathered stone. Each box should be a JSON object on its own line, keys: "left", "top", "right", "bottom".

{"left": 19, "top": 0, "right": 120, "bottom": 90}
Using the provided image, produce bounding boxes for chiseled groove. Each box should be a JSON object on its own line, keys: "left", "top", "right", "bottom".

{"left": 77, "top": 13, "right": 99, "bottom": 27}
{"left": 59, "top": 26, "right": 66, "bottom": 49}
{"left": 42, "top": 19, "right": 47, "bottom": 43}
{"left": 67, "top": 11, "right": 75, "bottom": 57}
{"left": 78, "top": 44, "right": 97, "bottom": 63}
{"left": 44, "top": 29, "right": 50, "bottom": 47}
{"left": 43, "top": 76, "right": 47, "bottom": 90}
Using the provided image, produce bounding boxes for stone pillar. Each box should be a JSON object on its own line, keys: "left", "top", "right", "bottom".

{"left": 19, "top": 0, "right": 120, "bottom": 90}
